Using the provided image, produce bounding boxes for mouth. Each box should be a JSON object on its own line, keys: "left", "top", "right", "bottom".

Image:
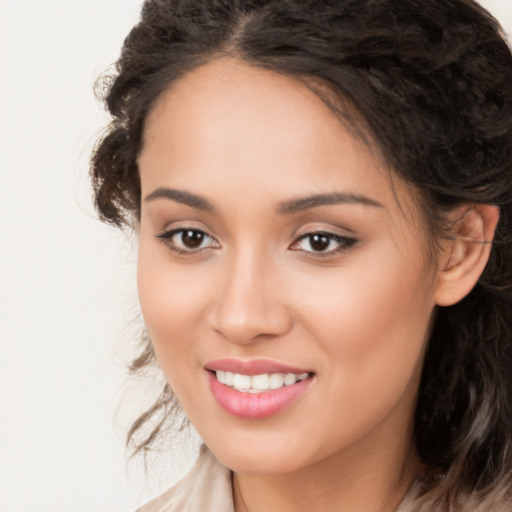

{"left": 204, "top": 359, "right": 315, "bottom": 419}
{"left": 212, "top": 369, "right": 310, "bottom": 393}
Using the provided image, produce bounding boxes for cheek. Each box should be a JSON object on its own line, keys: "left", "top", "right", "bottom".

{"left": 291, "top": 243, "right": 435, "bottom": 413}
{"left": 136, "top": 238, "right": 212, "bottom": 374}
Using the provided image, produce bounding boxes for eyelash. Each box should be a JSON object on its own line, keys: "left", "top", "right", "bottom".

{"left": 155, "top": 228, "right": 219, "bottom": 254}
{"left": 155, "top": 228, "right": 357, "bottom": 256}
{"left": 289, "top": 232, "right": 357, "bottom": 256}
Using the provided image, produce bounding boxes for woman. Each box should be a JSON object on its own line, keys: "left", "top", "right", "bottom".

{"left": 91, "top": 0, "right": 512, "bottom": 510}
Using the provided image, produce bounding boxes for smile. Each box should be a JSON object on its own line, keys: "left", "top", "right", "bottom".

{"left": 205, "top": 359, "right": 314, "bottom": 419}
{"left": 215, "top": 370, "right": 309, "bottom": 393}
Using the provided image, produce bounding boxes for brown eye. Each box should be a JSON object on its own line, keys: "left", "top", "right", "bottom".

{"left": 290, "top": 231, "right": 357, "bottom": 255}
{"left": 309, "top": 234, "right": 330, "bottom": 252}
{"left": 181, "top": 230, "right": 205, "bottom": 248}
{"left": 155, "top": 228, "right": 219, "bottom": 253}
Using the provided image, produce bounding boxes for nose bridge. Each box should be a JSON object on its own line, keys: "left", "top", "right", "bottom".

{"left": 210, "top": 242, "right": 291, "bottom": 344}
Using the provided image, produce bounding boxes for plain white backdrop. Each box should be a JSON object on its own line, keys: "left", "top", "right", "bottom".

{"left": 0, "top": 1, "right": 510, "bottom": 511}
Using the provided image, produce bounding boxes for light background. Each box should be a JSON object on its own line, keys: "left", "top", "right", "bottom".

{"left": 0, "top": 1, "right": 510, "bottom": 511}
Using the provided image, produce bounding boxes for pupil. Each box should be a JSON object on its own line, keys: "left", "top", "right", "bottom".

{"left": 310, "top": 234, "right": 330, "bottom": 251}
{"left": 182, "top": 230, "right": 204, "bottom": 248}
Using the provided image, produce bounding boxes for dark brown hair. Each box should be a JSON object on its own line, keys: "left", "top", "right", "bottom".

{"left": 91, "top": 0, "right": 512, "bottom": 508}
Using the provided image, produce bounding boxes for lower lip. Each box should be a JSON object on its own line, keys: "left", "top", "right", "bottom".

{"left": 206, "top": 371, "right": 313, "bottom": 420}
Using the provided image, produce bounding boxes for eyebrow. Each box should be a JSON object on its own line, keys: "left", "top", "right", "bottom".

{"left": 144, "top": 187, "right": 383, "bottom": 214}
{"left": 144, "top": 187, "right": 215, "bottom": 211}
{"left": 277, "top": 192, "right": 383, "bottom": 214}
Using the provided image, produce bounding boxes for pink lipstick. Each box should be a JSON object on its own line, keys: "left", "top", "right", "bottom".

{"left": 205, "top": 358, "right": 314, "bottom": 420}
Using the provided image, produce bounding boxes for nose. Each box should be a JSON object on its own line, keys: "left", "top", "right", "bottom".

{"left": 207, "top": 248, "right": 293, "bottom": 345}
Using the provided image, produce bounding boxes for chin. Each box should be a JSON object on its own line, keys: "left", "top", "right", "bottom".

{"left": 200, "top": 424, "right": 320, "bottom": 475}
{"left": 214, "top": 446, "right": 306, "bottom": 475}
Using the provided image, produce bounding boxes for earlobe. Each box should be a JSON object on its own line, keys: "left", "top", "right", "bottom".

{"left": 434, "top": 204, "right": 499, "bottom": 307}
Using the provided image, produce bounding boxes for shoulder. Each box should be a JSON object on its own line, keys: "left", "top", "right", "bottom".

{"left": 136, "top": 445, "right": 234, "bottom": 512}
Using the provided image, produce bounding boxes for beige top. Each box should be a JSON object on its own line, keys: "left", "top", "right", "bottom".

{"left": 135, "top": 446, "right": 477, "bottom": 512}
{"left": 136, "top": 445, "right": 234, "bottom": 512}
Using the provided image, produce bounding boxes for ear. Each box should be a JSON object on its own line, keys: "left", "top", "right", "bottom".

{"left": 434, "top": 204, "right": 499, "bottom": 307}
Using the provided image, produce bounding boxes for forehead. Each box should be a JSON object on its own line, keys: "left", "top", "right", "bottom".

{"left": 139, "top": 58, "right": 422, "bottom": 229}
{"left": 142, "top": 58, "right": 357, "bottom": 168}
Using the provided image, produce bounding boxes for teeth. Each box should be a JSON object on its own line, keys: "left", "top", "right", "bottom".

{"left": 284, "top": 373, "right": 297, "bottom": 386}
{"left": 215, "top": 370, "right": 309, "bottom": 393}
{"left": 225, "top": 371, "right": 235, "bottom": 386}
{"left": 233, "top": 373, "right": 251, "bottom": 390}
{"left": 217, "top": 370, "right": 226, "bottom": 384}
{"left": 269, "top": 373, "right": 284, "bottom": 389}
{"left": 252, "top": 373, "right": 270, "bottom": 390}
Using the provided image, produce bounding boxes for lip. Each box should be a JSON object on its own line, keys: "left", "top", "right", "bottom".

{"left": 204, "top": 359, "right": 315, "bottom": 420}
{"left": 204, "top": 358, "right": 312, "bottom": 376}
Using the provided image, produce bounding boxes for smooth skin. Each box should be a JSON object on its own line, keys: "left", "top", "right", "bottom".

{"left": 137, "top": 58, "right": 498, "bottom": 512}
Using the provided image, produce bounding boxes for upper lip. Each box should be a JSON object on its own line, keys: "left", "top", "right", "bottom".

{"left": 204, "top": 358, "right": 312, "bottom": 376}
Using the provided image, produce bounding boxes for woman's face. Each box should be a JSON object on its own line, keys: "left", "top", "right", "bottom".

{"left": 137, "top": 59, "right": 441, "bottom": 475}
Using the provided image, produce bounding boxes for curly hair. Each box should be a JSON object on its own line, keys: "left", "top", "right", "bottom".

{"left": 91, "top": 0, "right": 512, "bottom": 509}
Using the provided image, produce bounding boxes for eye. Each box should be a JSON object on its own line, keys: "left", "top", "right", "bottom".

{"left": 290, "top": 232, "right": 356, "bottom": 255}
{"left": 155, "top": 228, "right": 219, "bottom": 253}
